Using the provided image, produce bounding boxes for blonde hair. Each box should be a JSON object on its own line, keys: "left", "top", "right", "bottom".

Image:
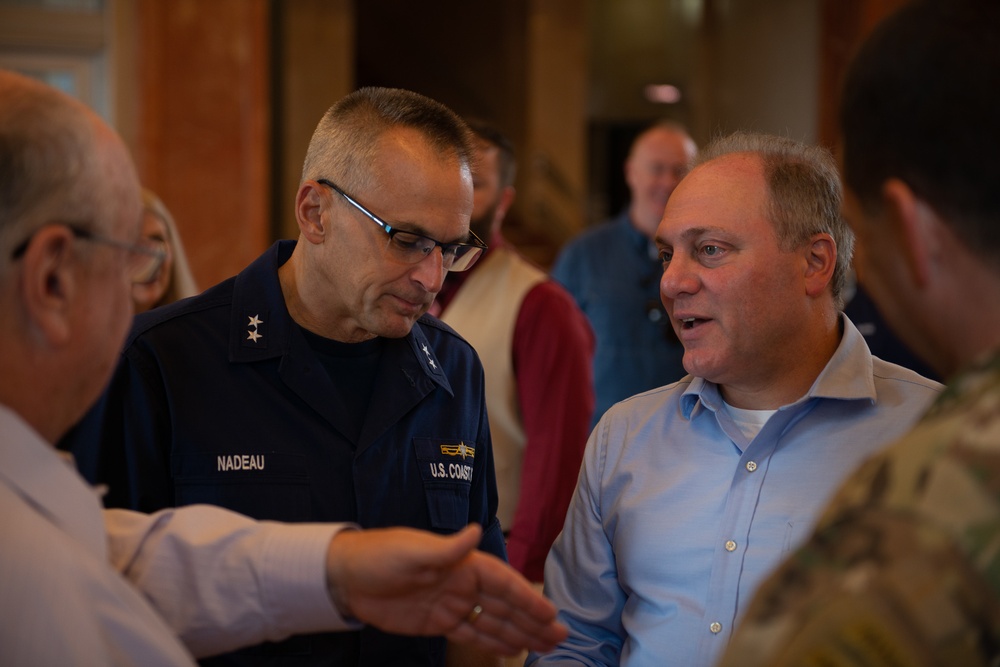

{"left": 141, "top": 188, "right": 198, "bottom": 307}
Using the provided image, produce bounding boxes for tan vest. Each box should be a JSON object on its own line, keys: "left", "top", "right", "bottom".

{"left": 440, "top": 246, "right": 546, "bottom": 529}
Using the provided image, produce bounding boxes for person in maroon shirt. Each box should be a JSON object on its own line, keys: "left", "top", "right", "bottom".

{"left": 431, "top": 119, "right": 595, "bottom": 582}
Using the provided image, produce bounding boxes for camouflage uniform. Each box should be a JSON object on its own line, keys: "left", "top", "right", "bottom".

{"left": 718, "top": 351, "right": 1000, "bottom": 667}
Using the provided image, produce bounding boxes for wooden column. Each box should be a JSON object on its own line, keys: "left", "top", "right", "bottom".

{"left": 523, "top": 0, "right": 589, "bottom": 265}
{"left": 275, "top": 0, "right": 355, "bottom": 240}
{"left": 126, "top": 0, "right": 272, "bottom": 290}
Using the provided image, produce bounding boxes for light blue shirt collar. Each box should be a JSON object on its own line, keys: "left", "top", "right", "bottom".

{"left": 681, "top": 314, "right": 876, "bottom": 420}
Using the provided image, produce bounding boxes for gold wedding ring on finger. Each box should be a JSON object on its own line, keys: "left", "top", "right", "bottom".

{"left": 467, "top": 604, "right": 484, "bottom": 624}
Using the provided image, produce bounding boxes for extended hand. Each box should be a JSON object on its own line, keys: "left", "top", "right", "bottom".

{"left": 326, "top": 524, "right": 567, "bottom": 656}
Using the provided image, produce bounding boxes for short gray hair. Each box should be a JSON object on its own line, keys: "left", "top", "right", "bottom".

{"left": 697, "top": 131, "right": 853, "bottom": 309}
{"left": 301, "top": 87, "right": 474, "bottom": 194}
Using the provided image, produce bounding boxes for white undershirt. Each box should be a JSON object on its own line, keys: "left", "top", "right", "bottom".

{"left": 723, "top": 401, "right": 777, "bottom": 440}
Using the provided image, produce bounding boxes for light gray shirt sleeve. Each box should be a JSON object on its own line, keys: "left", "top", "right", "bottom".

{"left": 105, "top": 505, "right": 357, "bottom": 658}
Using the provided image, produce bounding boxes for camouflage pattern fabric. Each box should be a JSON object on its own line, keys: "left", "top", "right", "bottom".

{"left": 718, "top": 350, "right": 1000, "bottom": 667}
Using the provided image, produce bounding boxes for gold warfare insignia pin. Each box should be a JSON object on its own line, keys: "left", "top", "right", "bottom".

{"left": 440, "top": 441, "right": 475, "bottom": 460}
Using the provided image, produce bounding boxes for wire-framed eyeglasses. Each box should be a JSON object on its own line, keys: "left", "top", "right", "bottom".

{"left": 317, "top": 179, "right": 487, "bottom": 272}
{"left": 11, "top": 223, "right": 167, "bottom": 285}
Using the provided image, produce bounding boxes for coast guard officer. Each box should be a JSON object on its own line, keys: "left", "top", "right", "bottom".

{"left": 63, "top": 87, "right": 504, "bottom": 667}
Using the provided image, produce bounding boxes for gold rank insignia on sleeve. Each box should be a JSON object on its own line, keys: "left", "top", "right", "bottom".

{"left": 440, "top": 441, "right": 475, "bottom": 460}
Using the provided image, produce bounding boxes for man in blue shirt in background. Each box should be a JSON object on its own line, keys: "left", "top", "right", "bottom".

{"left": 551, "top": 121, "right": 696, "bottom": 426}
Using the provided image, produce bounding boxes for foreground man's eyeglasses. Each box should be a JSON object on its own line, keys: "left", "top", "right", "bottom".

{"left": 11, "top": 223, "right": 167, "bottom": 284}
{"left": 317, "top": 178, "right": 487, "bottom": 272}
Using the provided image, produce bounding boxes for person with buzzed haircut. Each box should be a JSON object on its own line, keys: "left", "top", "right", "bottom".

{"left": 552, "top": 121, "right": 697, "bottom": 426}
{"left": 63, "top": 87, "right": 519, "bottom": 666}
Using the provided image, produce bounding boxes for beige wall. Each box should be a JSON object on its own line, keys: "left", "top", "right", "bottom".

{"left": 124, "top": 0, "right": 272, "bottom": 290}
{"left": 523, "top": 0, "right": 590, "bottom": 260}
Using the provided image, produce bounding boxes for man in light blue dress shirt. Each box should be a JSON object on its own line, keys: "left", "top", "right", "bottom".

{"left": 530, "top": 132, "right": 941, "bottom": 667}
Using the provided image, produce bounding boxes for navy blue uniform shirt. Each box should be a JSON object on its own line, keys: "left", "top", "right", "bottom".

{"left": 62, "top": 240, "right": 505, "bottom": 667}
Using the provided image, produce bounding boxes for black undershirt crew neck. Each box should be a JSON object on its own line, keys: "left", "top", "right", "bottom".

{"left": 299, "top": 327, "right": 385, "bottom": 446}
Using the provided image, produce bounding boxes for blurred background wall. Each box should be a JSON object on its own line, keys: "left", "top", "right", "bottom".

{"left": 0, "top": 0, "right": 907, "bottom": 288}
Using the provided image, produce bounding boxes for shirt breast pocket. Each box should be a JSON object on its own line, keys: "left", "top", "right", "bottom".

{"left": 413, "top": 437, "right": 475, "bottom": 531}
{"left": 172, "top": 451, "right": 311, "bottom": 522}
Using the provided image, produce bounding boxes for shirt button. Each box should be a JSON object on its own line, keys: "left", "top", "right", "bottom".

{"left": 745, "top": 460, "right": 758, "bottom": 472}
{"left": 710, "top": 622, "right": 722, "bottom": 634}
{"left": 725, "top": 540, "right": 737, "bottom": 552}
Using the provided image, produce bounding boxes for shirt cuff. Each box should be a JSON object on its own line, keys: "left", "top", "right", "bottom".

{"left": 259, "top": 521, "right": 363, "bottom": 634}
